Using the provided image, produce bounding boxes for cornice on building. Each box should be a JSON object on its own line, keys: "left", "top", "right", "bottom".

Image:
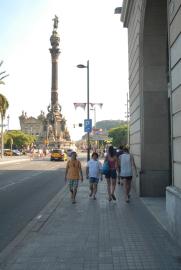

{"left": 121, "top": 0, "right": 134, "bottom": 27}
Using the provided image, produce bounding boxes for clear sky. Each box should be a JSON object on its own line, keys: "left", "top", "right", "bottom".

{"left": 0, "top": 0, "right": 128, "bottom": 141}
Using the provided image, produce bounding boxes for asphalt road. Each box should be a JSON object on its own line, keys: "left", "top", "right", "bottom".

{"left": 0, "top": 157, "right": 68, "bottom": 252}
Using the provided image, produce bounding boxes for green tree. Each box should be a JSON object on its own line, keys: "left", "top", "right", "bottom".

{"left": 4, "top": 130, "right": 36, "bottom": 149}
{"left": 0, "top": 61, "right": 9, "bottom": 85}
{"left": 108, "top": 124, "right": 128, "bottom": 147}
{"left": 0, "top": 94, "right": 9, "bottom": 157}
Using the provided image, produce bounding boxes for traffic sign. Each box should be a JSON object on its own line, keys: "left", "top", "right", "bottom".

{"left": 84, "top": 119, "right": 92, "bottom": 132}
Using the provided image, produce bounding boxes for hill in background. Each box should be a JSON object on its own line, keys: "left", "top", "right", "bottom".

{"left": 95, "top": 120, "right": 126, "bottom": 130}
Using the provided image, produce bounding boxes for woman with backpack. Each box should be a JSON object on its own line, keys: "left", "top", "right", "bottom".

{"left": 104, "top": 146, "right": 118, "bottom": 201}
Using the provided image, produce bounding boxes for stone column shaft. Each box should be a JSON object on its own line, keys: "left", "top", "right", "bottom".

{"left": 50, "top": 49, "right": 60, "bottom": 111}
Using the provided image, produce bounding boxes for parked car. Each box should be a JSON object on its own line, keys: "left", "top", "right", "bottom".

{"left": 12, "top": 149, "right": 22, "bottom": 156}
{"left": 50, "top": 149, "right": 68, "bottom": 161}
{"left": 4, "top": 149, "right": 12, "bottom": 156}
{"left": 3, "top": 149, "right": 22, "bottom": 156}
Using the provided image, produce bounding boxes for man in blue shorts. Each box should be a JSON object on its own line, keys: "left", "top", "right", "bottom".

{"left": 86, "top": 152, "right": 102, "bottom": 200}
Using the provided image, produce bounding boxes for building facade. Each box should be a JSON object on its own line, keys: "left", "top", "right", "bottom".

{"left": 121, "top": 0, "right": 181, "bottom": 246}
{"left": 19, "top": 111, "right": 47, "bottom": 142}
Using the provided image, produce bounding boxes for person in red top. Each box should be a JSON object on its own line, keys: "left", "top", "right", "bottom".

{"left": 105, "top": 146, "right": 118, "bottom": 201}
{"left": 65, "top": 152, "right": 83, "bottom": 204}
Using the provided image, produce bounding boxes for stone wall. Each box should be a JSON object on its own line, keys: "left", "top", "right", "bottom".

{"left": 19, "top": 112, "right": 46, "bottom": 145}
{"left": 20, "top": 118, "right": 44, "bottom": 136}
{"left": 121, "top": 0, "right": 181, "bottom": 247}
{"left": 122, "top": 0, "right": 144, "bottom": 195}
{"left": 169, "top": 0, "right": 181, "bottom": 190}
{"left": 122, "top": 0, "right": 170, "bottom": 196}
{"left": 166, "top": 0, "right": 181, "bottom": 247}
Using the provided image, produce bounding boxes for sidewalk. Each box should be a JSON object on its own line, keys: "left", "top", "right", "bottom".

{"left": 0, "top": 156, "right": 29, "bottom": 165}
{"left": 1, "top": 178, "right": 181, "bottom": 270}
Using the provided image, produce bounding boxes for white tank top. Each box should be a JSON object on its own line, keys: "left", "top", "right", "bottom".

{"left": 119, "top": 153, "right": 133, "bottom": 177}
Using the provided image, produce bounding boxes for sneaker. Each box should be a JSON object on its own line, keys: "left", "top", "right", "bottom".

{"left": 89, "top": 191, "right": 93, "bottom": 197}
{"left": 108, "top": 197, "right": 112, "bottom": 201}
{"left": 72, "top": 200, "right": 76, "bottom": 204}
{"left": 111, "top": 194, "right": 116, "bottom": 201}
{"left": 93, "top": 195, "right": 96, "bottom": 200}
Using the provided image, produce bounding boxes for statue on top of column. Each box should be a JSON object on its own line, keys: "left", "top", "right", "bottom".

{"left": 50, "top": 15, "right": 60, "bottom": 48}
{"left": 53, "top": 15, "right": 59, "bottom": 30}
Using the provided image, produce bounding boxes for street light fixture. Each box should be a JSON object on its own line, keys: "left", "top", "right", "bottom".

{"left": 77, "top": 60, "right": 90, "bottom": 161}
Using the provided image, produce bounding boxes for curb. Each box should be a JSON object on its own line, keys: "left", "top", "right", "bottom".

{"left": 0, "top": 184, "right": 69, "bottom": 268}
{"left": 0, "top": 158, "right": 30, "bottom": 166}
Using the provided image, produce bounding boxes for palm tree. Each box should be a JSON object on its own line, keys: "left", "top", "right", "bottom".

{"left": 0, "top": 94, "right": 9, "bottom": 158}
{"left": 0, "top": 60, "right": 9, "bottom": 85}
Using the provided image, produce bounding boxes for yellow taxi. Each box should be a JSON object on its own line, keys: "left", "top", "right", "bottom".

{"left": 50, "top": 149, "right": 68, "bottom": 161}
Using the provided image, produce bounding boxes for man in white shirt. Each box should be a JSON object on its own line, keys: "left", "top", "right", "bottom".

{"left": 86, "top": 152, "right": 102, "bottom": 200}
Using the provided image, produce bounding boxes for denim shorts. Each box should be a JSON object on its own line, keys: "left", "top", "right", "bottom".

{"left": 105, "top": 169, "right": 117, "bottom": 179}
{"left": 89, "top": 177, "right": 99, "bottom": 184}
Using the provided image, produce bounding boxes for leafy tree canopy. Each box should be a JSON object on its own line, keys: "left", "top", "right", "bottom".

{"left": 0, "top": 94, "right": 9, "bottom": 119}
{"left": 0, "top": 60, "right": 9, "bottom": 85}
{"left": 108, "top": 124, "right": 128, "bottom": 147}
{"left": 4, "top": 130, "right": 36, "bottom": 149}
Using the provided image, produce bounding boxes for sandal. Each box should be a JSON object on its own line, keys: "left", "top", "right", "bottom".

{"left": 111, "top": 194, "right": 116, "bottom": 201}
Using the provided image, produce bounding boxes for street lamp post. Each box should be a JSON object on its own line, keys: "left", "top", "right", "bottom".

{"left": 0, "top": 123, "right": 4, "bottom": 159}
{"left": 77, "top": 60, "right": 90, "bottom": 161}
{"left": 0, "top": 122, "right": 7, "bottom": 158}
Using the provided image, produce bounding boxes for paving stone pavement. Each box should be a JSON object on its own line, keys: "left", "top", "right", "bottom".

{"left": 1, "top": 178, "right": 181, "bottom": 270}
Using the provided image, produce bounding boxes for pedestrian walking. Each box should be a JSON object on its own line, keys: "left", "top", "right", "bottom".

{"left": 43, "top": 146, "right": 47, "bottom": 158}
{"left": 65, "top": 151, "right": 83, "bottom": 204}
{"left": 29, "top": 147, "right": 34, "bottom": 160}
{"left": 104, "top": 146, "right": 118, "bottom": 201}
{"left": 86, "top": 152, "right": 102, "bottom": 200}
{"left": 118, "top": 146, "right": 137, "bottom": 203}
{"left": 116, "top": 145, "right": 124, "bottom": 185}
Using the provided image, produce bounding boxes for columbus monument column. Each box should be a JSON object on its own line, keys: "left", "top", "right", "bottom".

{"left": 47, "top": 15, "right": 70, "bottom": 146}
{"left": 50, "top": 15, "right": 60, "bottom": 113}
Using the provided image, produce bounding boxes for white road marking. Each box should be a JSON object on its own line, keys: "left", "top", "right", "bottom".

{"left": 0, "top": 171, "right": 44, "bottom": 191}
{"left": 0, "top": 182, "right": 15, "bottom": 190}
